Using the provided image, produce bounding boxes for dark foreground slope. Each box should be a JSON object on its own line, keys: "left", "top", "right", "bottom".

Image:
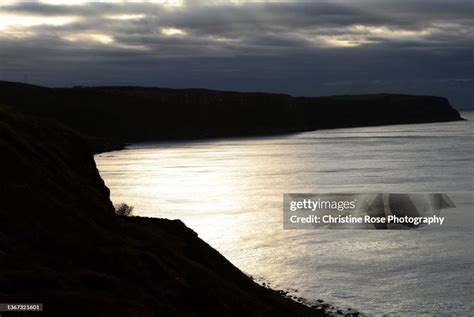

{"left": 0, "top": 106, "right": 322, "bottom": 316}
{"left": 0, "top": 81, "right": 462, "bottom": 152}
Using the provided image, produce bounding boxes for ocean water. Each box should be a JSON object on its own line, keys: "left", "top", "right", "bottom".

{"left": 95, "top": 111, "right": 473, "bottom": 315}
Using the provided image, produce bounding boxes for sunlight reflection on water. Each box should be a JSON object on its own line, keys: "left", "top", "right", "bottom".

{"left": 96, "top": 113, "right": 473, "bottom": 315}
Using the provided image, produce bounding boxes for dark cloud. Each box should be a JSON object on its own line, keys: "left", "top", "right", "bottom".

{"left": 0, "top": 0, "right": 472, "bottom": 106}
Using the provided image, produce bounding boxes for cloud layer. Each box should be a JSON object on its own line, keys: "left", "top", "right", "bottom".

{"left": 0, "top": 0, "right": 472, "bottom": 105}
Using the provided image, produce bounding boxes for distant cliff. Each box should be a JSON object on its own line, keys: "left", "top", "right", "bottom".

{"left": 0, "top": 105, "right": 324, "bottom": 316}
{"left": 0, "top": 81, "right": 462, "bottom": 152}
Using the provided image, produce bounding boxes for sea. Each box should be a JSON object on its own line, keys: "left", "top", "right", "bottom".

{"left": 95, "top": 111, "right": 473, "bottom": 315}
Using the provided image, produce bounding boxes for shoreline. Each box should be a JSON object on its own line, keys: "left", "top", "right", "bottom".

{"left": 0, "top": 83, "right": 467, "bottom": 315}
{"left": 0, "top": 82, "right": 464, "bottom": 156}
{"left": 92, "top": 114, "right": 472, "bottom": 315}
{"left": 249, "top": 275, "right": 361, "bottom": 316}
{"left": 91, "top": 115, "right": 465, "bottom": 155}
{"left": 1, "top": 105, "right": 338, "bottom": 316}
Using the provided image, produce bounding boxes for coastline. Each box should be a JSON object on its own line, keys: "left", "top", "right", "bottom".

{"left": 0, "top": 85, "right": 466, "bottom": 315}
{"left": 0, "top": 82, "right": 463, "bottom": 156}
{"left": 0, "top": 105, "right": 349, "bottom": 316}
{"left": 89, "top": 115, "right": 466, "bottom": 155}
{"left": 93, "top": 113, "right": 472, "bottom": 315}
{"left": 90, "top": 115, "right": 464, "bottom": 155}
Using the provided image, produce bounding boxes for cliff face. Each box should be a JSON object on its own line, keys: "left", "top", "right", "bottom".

{"left": 0, "top": 106, "right": 320, "bottom": 316}
{"left": 0, "top": 82, "right": 462, "bottom": 152}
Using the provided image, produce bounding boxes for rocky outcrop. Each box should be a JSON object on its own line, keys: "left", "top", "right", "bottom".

{"left": 0, "top": 106, "right": 322, "bottom": 316}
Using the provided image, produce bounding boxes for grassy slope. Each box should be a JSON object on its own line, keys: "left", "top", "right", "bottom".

{"left": 0, "top": 106, "right": 322, "bottom": 316}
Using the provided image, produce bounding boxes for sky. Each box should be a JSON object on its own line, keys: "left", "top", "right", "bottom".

{"left": 0, "top": 0, "right": 472, "bottom": 106}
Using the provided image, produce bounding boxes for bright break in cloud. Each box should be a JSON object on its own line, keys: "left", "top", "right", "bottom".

{"left": 0, "top": 0, "right": 472, "bottom": 106}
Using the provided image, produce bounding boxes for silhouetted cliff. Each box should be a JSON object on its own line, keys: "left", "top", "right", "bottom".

{"left": 0, "top": 81, "right": 462, "bottom": 152}
{"left": 0, "top": 105, "right": 324, "bottom": 316}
